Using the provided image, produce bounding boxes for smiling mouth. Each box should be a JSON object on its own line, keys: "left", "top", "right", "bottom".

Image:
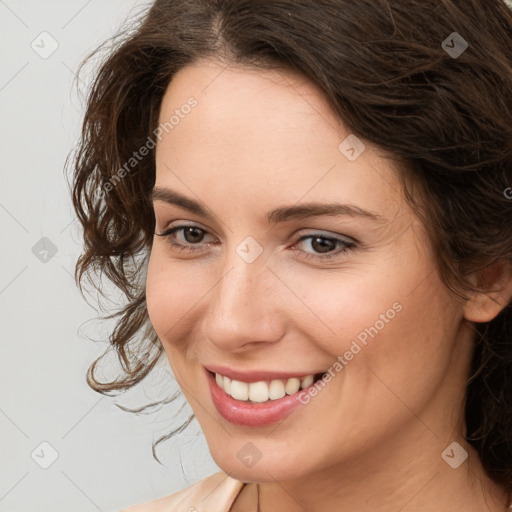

{"left": 209, "top": 370, "right": 326, "bottom": 404}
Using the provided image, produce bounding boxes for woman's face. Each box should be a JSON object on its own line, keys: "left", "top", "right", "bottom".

{"left": 146, "top": 59, "right": 473, "bottom": 483}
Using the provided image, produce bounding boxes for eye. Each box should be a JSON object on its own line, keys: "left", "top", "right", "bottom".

{"left": 155, "top": 224, "right": 357, "bottom": 261}
{"left": 155, "top": 224, "right": 216, "bottom": 253}
{"left": 293, "top": 233, "right": 357, "bottom": 261}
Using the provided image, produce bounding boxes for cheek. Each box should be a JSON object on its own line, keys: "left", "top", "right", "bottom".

{"left": 340, "top": 271, "right": 460, "bottom": 421}
{"left": 275, "top": 262, "right": 405, "bottom": 354}
{"left": 278, "top": 252, "right": 457, "bottom": 380}
{"left": 291, "top": 268, "right": 461, "bottom": 441}
{"left": 145, "top": 250, "right": 206, "bottom": 343}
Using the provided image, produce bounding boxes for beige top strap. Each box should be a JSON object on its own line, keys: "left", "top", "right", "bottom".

{"left": 121, "top": 472, "right": 245, "bottom": 512}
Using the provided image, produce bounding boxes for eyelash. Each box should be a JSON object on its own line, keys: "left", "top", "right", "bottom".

{"left": 155, "top": 225, "right": 357, "bottom": 261}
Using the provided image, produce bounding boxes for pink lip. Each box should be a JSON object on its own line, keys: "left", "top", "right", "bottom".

{"left": 204, "top": 364, "right": 323, "bottom": 383}
{"left": 205, "top": 367, "right": 319, "bottom": 427}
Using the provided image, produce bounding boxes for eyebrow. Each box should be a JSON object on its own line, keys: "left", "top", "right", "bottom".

{"left": 150, "top": 186, "right": 385, "bottom": 224}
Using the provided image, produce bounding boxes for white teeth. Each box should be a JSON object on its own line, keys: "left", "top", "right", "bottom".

{"left": 285, "top": 377, "right": 301, "bottom": 395}
{"left": 268, "top": 380, "right": 286, "bottom": 400}
{"left": 300, "top": 375, "right": 314, "bottom": 389}
{"left": 248, "top": 381, "right": 269, "bottom": 403}
{"left": 230, "top": 379, "right": 249, "bottom": 401}
{"left": 214, "top": 373, "right": 318, "bottom": 403}
{"left": 224, "top": 376, "right": 231, "bottom": 394}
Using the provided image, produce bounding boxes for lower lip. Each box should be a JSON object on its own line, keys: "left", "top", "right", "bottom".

{"left": 206, "top": 369, "right": 314, "bottom": 427}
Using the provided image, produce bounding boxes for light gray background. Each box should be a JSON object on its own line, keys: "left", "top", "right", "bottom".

{"left": 0, "top": 2, "right": 219, "bottom": 511}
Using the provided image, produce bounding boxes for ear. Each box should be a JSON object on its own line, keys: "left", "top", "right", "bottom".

{"left": 463, "top": 258, "right": 512, "bottom": 323}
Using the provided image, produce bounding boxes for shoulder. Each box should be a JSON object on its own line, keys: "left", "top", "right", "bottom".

{"left": 120, "top": 471, "right": 245, "bottom": 512}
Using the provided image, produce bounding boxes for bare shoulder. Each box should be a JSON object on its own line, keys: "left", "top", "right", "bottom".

{"left": 120, "top": 471, "right": 245, "bottom": 512}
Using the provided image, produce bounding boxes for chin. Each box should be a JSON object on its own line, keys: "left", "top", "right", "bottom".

{"left": 212, "top": 449, "right": 312, "bottom": 484}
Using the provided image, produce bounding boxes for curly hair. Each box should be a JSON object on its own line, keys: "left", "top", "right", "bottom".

{"left": 69, "top": 0, "right": 512, "bottom": 490}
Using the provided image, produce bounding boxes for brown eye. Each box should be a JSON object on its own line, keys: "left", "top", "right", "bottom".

{"left": 155, "top": 224, "right": 216, "bottom": 253}
{"left": 182, "top": 226, "right": 206, "bottom": 243}
{"left": 294, "top": 233, "right": 357, "bottom": 261}
{"left": 310, "top": 236, "right": 337, "bottom": 253}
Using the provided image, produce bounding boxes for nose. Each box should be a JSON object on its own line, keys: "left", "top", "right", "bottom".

{"left": 199, "top": 250, "right": 286, "bottom": 353}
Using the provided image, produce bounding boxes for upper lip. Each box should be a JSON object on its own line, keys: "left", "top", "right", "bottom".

{"left": 204, "top": 364, "right": 325, "bottom": 383}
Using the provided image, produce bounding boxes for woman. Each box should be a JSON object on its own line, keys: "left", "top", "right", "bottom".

{"left": 70, "top": 0, "right": 512, "bottom": 510}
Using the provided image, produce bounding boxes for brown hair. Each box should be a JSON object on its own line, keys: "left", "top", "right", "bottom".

{"left": 69, "top": 0, "right": 512, "bottom": 491}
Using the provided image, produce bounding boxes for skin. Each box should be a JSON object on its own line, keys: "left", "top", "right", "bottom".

{"left": 145, "top": 59, "right": 512, "bottom": 512}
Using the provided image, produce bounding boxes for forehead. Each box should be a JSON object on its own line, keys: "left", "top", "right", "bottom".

{"left": 154, "top": 60, "right": 407, "bottom": 221}
{"left": 158, "top": 59, "right": 341, "bottom": 151}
